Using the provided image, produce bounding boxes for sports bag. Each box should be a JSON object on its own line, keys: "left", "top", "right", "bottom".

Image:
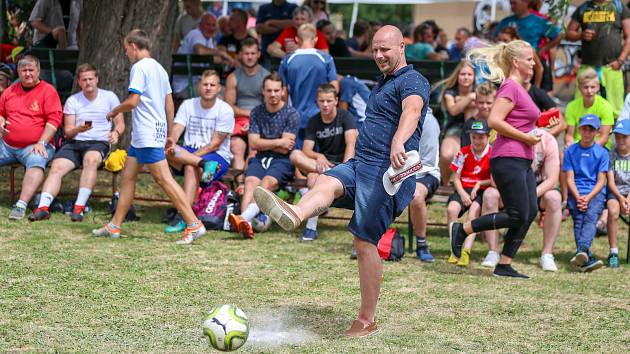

{"left": 377, "top": 228, "right": 405, "bottom": 261}
{"left": 193, "top": 181, "right": 230, "bottom": 230}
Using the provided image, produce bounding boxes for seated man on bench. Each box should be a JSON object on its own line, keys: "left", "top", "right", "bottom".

{"left": 289, "top": 83, "right": 357, "bottom": 241}
{"left": 29, "top": 63, "right": 124, "bottom": 222}
{"left": 0, "top": 55, "right": 62, "bottom": 220}
{"left": 165, "top": 69, "right": 234, "bottom": 232}
{"left": 228, "top": 73, "right": 299, "bottom": 239}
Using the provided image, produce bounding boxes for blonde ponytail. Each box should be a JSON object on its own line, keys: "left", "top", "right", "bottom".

{"left": 467, "top": 40, "right": 531, "bottom": 84}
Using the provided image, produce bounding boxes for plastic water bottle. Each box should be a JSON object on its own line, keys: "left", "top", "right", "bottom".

{"left": 223, "top": 203, "right": 234, "bottom": 231}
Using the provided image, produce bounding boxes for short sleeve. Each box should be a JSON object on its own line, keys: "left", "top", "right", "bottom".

{"left": 108, "top": 91, "right": 121, "bottom": 110}
{"left": 275, "top": 28, "right": 290, "bottom": 46}
{"left": 128, "top": 63, "right": 145, "bottom": 95}
{"left": 399, "top": 71, "right": 430, "bottom": 108}
{"left": 450, "top": 150, "right": 465, "bottom": 174}
{"left": 249, "top": 106, "right": 262, "bottom": 134}
{"left": 63, "top": 95, "right": 77, "bottom": 115}
{"left": 562, "top": 147, "right": 574, "bottom": 171}
{"left": 534, "top": 87, "right": 556, "bottom": 111}
{"left": 304, "top": 117, "right": 317, "bottom": 141}
{"left": 543, "top": 20, "right": 561, "bottom": 40}
{"left": 496, "top": 80, "right": 519, "bottom": 104}
{"left": 565, "top": 100, "right": 578, "bottom": 127}
{"left": 256, "top": 5, "right": 267, "bottom": 24}
{"left": 174, "top": 99, "right": 190, "bottom": 127}
{"left": 278, "top": 59, "right": 288, "bottom": 85}
{"left": 283, "top": 108, "right": 299, "bottom": 135}
{"left": 43, "top": 85, "right": 63, "bottom": 128}
{"left": 28, "top": 0, "right": 48, "bottom": 21}
{"left": 340, "top": 110, "right": 356, "bottom": 131}
{"left": 571, "top": 5, "right": 582, "bottom": 23}
{"left": 216, "top": 103, "right": 235, "bottom": 133}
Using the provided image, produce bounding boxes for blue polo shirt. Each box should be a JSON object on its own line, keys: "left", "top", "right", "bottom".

{"left": 339, "top": 75, "right": 370, "bottom": 125}
{"left": 355, "top": 65, "right": 430, "bottom": 167}
{"left": 256, "top": 1, "right": 297, "bottom": 57}
{"left": 279, "top": 48, "right": 337, "bottom": 129}
{"left": 494, "top": 14, "right": 560, "bottom": 51}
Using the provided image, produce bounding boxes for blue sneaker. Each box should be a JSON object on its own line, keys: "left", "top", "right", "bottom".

{"left": 580, "top": 255, "right": 604, "bottom": 273}
{"left": 300, "top": 228, "right": 318, "bottom": 241}
{"left": 416, "top": 244, "right": 435, "bottom": 263}
{"left": 165, "top": 219, "right": 186, "bottom": 233}
{"left": 608, "top": 253, "right": 620, "bottom": 268}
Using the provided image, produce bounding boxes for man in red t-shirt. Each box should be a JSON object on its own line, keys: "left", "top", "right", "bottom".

{"left": 267, "top": 5, "right": 329, "bottom": 58}
{"left": 0, "top": 55, "right": 62, "bottom": 220}
{"left": 446, "top": 119, "right": 492, "bottom": 266}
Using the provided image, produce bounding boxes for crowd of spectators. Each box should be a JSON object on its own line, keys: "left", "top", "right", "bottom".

{"left": 0, "top": 0, "right": 629, "bottom": 270}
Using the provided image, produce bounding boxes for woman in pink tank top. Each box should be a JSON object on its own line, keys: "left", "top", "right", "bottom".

{"left": 449, "top": 40, "right": 542, "bottom": 279}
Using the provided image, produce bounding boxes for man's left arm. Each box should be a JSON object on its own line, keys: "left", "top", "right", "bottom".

{"left": 33, "top": 91, "right": 63, "bottom": 157}
{"left": 391, "top": 95, "right": 423, "bottom": 168}
{"left": 608, "top": 18, "right": 630, "bottom": 70}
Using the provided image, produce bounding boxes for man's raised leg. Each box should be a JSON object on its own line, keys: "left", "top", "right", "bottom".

{"left": 255, "top": 174, "right": 344, "bottom": 230}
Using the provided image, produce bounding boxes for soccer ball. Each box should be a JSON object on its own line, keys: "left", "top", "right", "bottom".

{"left": 202, "top": 304, "right": 249, "bottom": 351}
{"left": 251, "top": 213, "right": 271, "bottom": 233}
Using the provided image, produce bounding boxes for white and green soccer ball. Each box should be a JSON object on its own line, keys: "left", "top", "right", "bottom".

{"left": 202, "top": 304, "right": 249, "bottom": 351}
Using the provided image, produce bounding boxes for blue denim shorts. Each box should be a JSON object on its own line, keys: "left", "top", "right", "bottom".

{"left": 128, "top": 146, "right": 165, "bottom": 164}
{"left": 324, "top": 159, "right": 416, "bottom": 245}
{"left": 0, "top": 139, "right": 55, "bottom": 169}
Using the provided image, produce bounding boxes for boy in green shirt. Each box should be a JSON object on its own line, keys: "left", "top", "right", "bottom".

{"left": 564, "top": 68, "right": 615, "bottom": 148}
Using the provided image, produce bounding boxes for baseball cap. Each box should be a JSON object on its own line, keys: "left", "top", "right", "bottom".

{"left": 578, "top": 114, "right": 601, "bottom": 129}
{"left": 382, "top": 150, "right": 423, "bottom": 196}
{"left": 0, "top": 64, "right": 14, "bottom": 80}
{"left": 466, "top": 119, "right": 490, "bottom": 134}
{"left": 613, "top": 119, "right": 630, "bottom": 135}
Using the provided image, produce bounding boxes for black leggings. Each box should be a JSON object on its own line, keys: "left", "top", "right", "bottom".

{"left": 470, "top": 157, "right": 537, "bottom": 258}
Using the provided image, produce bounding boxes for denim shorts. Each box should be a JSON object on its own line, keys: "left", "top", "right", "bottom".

{"left": 0, "top": 139, "right": 55, "bottom": 169}
{"left": 171, "top": 146, "right": 229, "bottom": 181}
{"left": 324, "top": 159, "right": 416, "bottom": 245}
{"left": 128, "top": 146, "right": 165, "bottom": 164}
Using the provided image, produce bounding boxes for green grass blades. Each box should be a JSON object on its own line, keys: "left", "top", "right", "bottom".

{"left": 0, "top": 197, "right": 629, "bottom": 352}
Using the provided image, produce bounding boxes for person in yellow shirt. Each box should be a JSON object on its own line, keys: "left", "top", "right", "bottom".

{"left": 564, "top": 68, "right": 615, "bottom": 148}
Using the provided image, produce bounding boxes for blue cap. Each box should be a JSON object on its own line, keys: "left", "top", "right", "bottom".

{"left": 613, "top": 119, "right": 630, "bottom": 135}
{"left": 578, "top": 114, "right": 601, "bottom": 129}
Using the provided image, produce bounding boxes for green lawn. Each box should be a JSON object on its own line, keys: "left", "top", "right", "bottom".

{"left": 1, "top": 186, "right": 629, "bottom": 353}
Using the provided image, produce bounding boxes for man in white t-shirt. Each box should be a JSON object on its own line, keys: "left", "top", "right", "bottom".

{"left": 92, "top": 29, "right": 206, "bottom": 245}
{"left": 164, "top": 70, "right": 234, "bottom": 233}
{"left": 172, "top": 13, "right": 237, "bottom": 98}
{"left": 29, "top": 63, "right": 124, "bottom": 222}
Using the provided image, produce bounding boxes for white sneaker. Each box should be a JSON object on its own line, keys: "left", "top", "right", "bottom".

{"left": 540, "top": 253, "right": 558, "bottom": 272}
{"left": 480, "top": 251, "right": 500, "bottom": 268}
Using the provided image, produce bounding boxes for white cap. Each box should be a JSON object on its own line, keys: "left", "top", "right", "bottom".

{"left": 382, "top": 150, "right": 423, "bottom": 196}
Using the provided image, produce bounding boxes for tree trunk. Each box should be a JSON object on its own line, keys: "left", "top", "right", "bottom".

{"left": 77, "top": 0, "right": 178, "bottom": 148}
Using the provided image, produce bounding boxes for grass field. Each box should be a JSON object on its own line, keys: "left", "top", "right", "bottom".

{"left": 1, "top": 176, "right": 629, "bottom": 353}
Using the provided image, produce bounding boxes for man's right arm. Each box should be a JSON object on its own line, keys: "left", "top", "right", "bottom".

{"left": 565, "top": 20, "right": 582, "bottom": 42}
{"left": 249, "top": 133, "right": 288, "bottom": 153}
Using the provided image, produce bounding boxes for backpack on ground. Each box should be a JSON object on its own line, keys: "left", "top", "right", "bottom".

{"left": 193, "top": 181, "right": 230, "bottom": 230}
{"left": 377, "top": 228, "right": 405, "bottom": 262}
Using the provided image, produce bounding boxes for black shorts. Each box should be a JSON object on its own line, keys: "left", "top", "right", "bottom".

{"left": 416, "top": 174, "right": 440, "bottom": 200}
{"left": 448, "top": 187, "right": 484, "bottom": 217}
{"left": 54, "top": 140, "right": 110, "bottom": 168}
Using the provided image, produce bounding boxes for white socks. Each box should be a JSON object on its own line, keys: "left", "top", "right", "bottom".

{"left": 306, "top": 215, "right": 318, "bottom": 231}
{"left": 241, "top": 203, "right": 260, "bottom": 222}
{"left": 16, "top": 200, "right": 28, "bottom": 209}
{"left": 75, "top": 188, "right": 92, "bottom": 206}
{"left": 610, "top": 247, "right": 619, "bottom": 255}
{"left": 37, "top": 192, "right": 54, "bottom": 208}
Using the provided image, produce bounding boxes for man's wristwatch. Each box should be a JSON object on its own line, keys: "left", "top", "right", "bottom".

{"left": 39, "top": 140, "right": 47, "bottom": 146}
